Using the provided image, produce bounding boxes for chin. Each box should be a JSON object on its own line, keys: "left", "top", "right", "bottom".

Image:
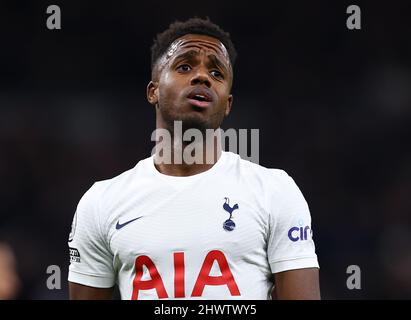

{"left": 180, "top": 115, "right": 210, "bottom": 133}
{"left": 160, "top": 105, "right": 223, "bottom": 134}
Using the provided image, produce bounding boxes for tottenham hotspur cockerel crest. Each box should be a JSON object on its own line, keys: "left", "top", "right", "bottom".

{"left": 222, "top": 197, "right": 239, "bottom": 231}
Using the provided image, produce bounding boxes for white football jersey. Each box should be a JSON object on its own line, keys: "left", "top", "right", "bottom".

{"left": 68, "top": 151, "right": 319, "bottom": 300}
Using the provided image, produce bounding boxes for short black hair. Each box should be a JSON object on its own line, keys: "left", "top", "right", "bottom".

{"left": 150, "top": 17, "right": 237, "bottom": 77}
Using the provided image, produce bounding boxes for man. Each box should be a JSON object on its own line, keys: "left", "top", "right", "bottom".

{"left": 68, "top": 17, "right": 320, "bottom": 300}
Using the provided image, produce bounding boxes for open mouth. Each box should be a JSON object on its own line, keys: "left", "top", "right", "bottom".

{"left": 191, "top": 94, "right": 209, "bottom": 102}
{"left": 187, "top": 96, "right": 212, "bottom": 108}
{"left": 187, "top": 87, "right": 214, "bottom": 108}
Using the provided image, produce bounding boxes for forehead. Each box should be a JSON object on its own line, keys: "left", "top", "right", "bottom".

{"left": 165, "top": 34, "right": 230, "bottom": 65}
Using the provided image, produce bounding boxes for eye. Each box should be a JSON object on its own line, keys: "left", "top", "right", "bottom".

{"left": 176, "top": 64, "right": 192, "bottom": 72}
{"left": 210, "top": 70, "right": 224, "bottom": 79}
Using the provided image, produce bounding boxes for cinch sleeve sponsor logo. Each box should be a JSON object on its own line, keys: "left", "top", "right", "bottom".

{"left": 287, "top": 226, "right": 312, "bottom": 242}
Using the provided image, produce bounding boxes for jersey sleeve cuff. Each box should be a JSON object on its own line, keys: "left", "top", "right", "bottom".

{"left": 68, "top": 270, "right": 115, "bottom": 288}
{"left": 270, "top": 256, "right": 319, "bottom": 274}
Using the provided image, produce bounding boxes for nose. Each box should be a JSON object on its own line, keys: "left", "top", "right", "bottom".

{"left": 190, "top": 66, "right": 211, "bottom": 88}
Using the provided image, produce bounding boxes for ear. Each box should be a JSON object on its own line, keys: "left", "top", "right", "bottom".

{"left": 225, "top": 94, "right": 233, "bottom": 116}
{"left": 147, "top": 81, "right": 159, "bottom": 106}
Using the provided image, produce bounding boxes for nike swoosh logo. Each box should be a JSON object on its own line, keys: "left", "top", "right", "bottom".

{"left": 116, "top": 216, "right": 143, "bottom": 230}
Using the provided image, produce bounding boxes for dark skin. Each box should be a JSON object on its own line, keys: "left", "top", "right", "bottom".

{"left": 148, "top": 34, "right": 234, "bottom": 177}
{"left": 69, "top": 34, "right": 320, "bottom": 300}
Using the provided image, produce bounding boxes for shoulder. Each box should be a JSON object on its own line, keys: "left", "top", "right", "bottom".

{"left": 224, "top": 151, "right": 294, "bottom": 191}
{"left": 224, "top": 152, "right": 307, "bottom": 212}
{"left": 77, "top": 156, "right": 151, "bottom": 215}
{"left": 81, "top": 167, "right": 135, "bottom": 204}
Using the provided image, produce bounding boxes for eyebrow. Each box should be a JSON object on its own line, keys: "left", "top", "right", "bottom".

{"left": 172, "top": 50, "right": 198, "bottom": 64}
{"left": 207, "top": 54, "right": 229, "bottom": 73}
{"left": 172, "top": 50, "right": 229, "bottom": 73}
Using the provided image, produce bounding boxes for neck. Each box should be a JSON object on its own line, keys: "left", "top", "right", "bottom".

{"left": 153, "top": 128, "right": 223, "bottom": 177}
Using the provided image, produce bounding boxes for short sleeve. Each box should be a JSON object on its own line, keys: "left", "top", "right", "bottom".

{"left": 267, "top": 170, "right": 319, "bottom": 274}
{"left": 68, "top": 183, "right": 115, "bottom": 288}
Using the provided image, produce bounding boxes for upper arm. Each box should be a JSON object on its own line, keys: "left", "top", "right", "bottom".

{"left": 267, "top": 171, "right": 320, "bottom": 297}
{"left": 68, "top": 183, "right": 116, "bottom": 291}
{"left": 69, "top": 282, "right": 114, "bottom": 300}
{"left": 274, "top": 267, "right": 320, "bottom": 300}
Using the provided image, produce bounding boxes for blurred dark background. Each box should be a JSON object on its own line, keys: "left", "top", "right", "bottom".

{"left": 0, "top": 0, "right": 410, "bottom": 299}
